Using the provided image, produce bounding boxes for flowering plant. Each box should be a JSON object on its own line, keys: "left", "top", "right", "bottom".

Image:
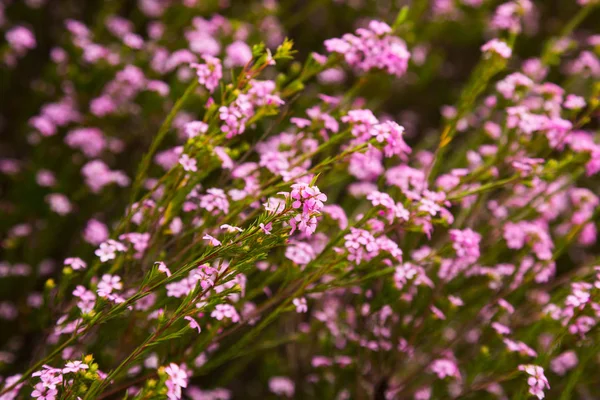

{"left": 1, "top": 0, "right": 600, "bottom": 399}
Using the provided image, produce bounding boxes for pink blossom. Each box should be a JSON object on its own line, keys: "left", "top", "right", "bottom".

{"left": 184, "top": 121, "right": 209, "bottom": 139}
{"left": 481, "top": 38, "right": 512, "bottom": 59}
{"left": 36, "top": 170, "right": 56, "bottom": 187}
{"left": 269, "top": 377, "right": 295, "bottom": 397}
{"left": 224, "top": 41, "right": 252, "bottom": 68}
{"left": 550, "top": 351, "right": 578, "bottom": 376}
{"left": 518, "top": 364, "right": 549, "bottom": 399}
{"left": 200, "top": 188, "right": 230, "bottom": 214}
{"left": 156, "top": 261, "right": 172, "bottom": 277}
{"left": 293, "top": 297, "right": 308, "bottom": 313}
{"left": 190, "top": 55, "right": 222, "bottom": 93}
{"left": 211, "top": 304, "right": 240, "bottom": 323}
{"left": 165, "top": 363, "right": 189, "bottom": 400}
{"left": 285, "top": 241, "right": 316, "bottom": 265}
{"left": 179, "top": 154, "right": 197, "bottom": 172}
{"left": 429, "top": 358, "right": 461, "bottom": 381}
{"left": 62, "top": 360, "right": 89, "bottom": 374}
{"left": 6, "top": 26, "right": 36, "bottom": 55}
{"left": 203, "top": 234, "right": 221, "bottom": 247}
{"left": 325, "top": 20, "right": 411, "bottom": 77}
{"left": 259, "top": 222, "right": 273, "bottom": 235}
{"left": 64, "top": 257, "right": 87, "bottom": 271}
{"left": 83, "top": 219, "right": 109, "bottom": 245}
{"left": 220, "top": 224, "right": 243, "bottom": 233}
{"left": 46, "top": 193, "right": 72, "bottom": 216}
{"left": 97, "top": 274, "right": 123, "bottom": 298}
{"left": 184, "top": 316, "right": 202, "bottom": 333}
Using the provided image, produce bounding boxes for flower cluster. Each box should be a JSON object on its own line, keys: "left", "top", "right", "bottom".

{"left": 325, "top": 20, "right": 411, "bottom": 77}
{"left": 286, "top": 182, "right": 327, "bottom": 236}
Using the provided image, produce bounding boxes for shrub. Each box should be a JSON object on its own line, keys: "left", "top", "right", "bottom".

{"left": 1, "top": 1, "right": 599, "bottom": 399}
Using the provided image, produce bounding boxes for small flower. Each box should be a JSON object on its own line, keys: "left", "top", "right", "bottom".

{"left": 550, "top": 351, "right": 578, "bottom": 376}
{"left": 324, "top": 20, "right": 410, "bottom": 77}
{"left": 46, "top": 193, "right": 72, "bottom": 215}
{"left": 179, "top": 154, "right": 197, "bottom": 172}
{"left": 504, "top": 338, "right": 537, "bottom": 357}
{"left": 448, "top": 295, "right": 464, "bottom": 307}
{"left": 265, "top": 49, "right": 276, "bottom": 66}
{"left": 518, "top": 364, "right": 549, "bottom": 399}
{"left": 184, "top": 121, "right": 208, "bottom": 139}
{"left": 63, "top": 360, "right": 89, "bottom": 374}
{"left": 203, "top": 234, "right": 221, "bottom": 246}
{"left": 95, "top": 242, "right": 116, "bottom": 262}
{"left": 429, "top": 358, "right": 460, "bottom": 381}
{"left": 211, "top": 304, "right": 240, "bottom": 322}
{"left": 430, "top": 305, "right": 446, "bottom": 320}
{"left": 564, "top": 94, "right": 586, "bottom": 110}
{"left": 31, "top": 382, "right": 58, "bottom": 400}
{"left": 184, "top": 316, "right": 201, "bottom": 333}
{"left": 155, "top": 261, "right": 171, "bottom": 277}
{"left": 64, "top": 257, "right": 87, "bottom": 271}
{"left": 269, "top": 377, "right": 295, "bottom": 397}
{"left": 293, "top": 297, "right": 307, "bottom": 313}
{"left": 259, "top": 222, "right": 272, "bottom": 235}
{"left": 190, "top": 55, "right": 222, "bottom": 93}
{"left": 491, "top": 322, "right": 511, "bottom": 335}
{"left": 220, "top": 224, "right": 243, "bottom": 233}
{"left": 481, "top": 38, "right": 512, "bottom": 59}
{"left": 164, "top": 363, "right": 189, "bottom": 400}
{"left": 97, "top": 274, "right": 123, "bottom": 298}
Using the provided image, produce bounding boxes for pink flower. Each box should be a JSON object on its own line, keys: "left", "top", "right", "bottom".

{"left": 269, "top": 377, "right": 295, "bottom": 397}
{"left": 449, "top": 228, "right": 481, "bottom": 263}
{"left": 179, "top": 154, "right": 197, "bottom": 172}
{"left": 491, "top": 322, "right": 511, "bottom": 335}
{"left": 65, "top": 128, "right": 106, "bottom": 157}
{"left": 220, "top": 224, "right": 243, "bottom": 233}
{"left": 36, "top": 170, "right": 56, "bottom": 187}
{"left": 564, "top": 94, "right": 586, "bottom": 110}
{"left": 31, "top": 382, "right": 58, "bottom": 400}
{"left": 46, "top": 193, "right": 72, "bottom": 216}
{"left": 64, "top": 257, "right": 87, "bottom": 271}
{"left": 259, "top": 222, "right": 272, "bottom": 235}
{"left": 83, "top": 219, "right": 109, "bottom": 245}
{"left": 211, "top": 304, "right": 240, "bottom": 323}
{"left": 518, "top": 364, "right": 549, "bottom": 399}
{"left": 481, "top": 38, "right": 512, "bottom": 59}
{"left": 504, "top": 338, "right": 537, "bottom": 357}
{"left": 203, "top": 234, "right": 221, "bottom": 247}
{"left": 190, "top": 55, "right": 222, "bottom": 93}
{"left": 224, "top": 41, "right": 253, "bottom": 68}
{"left": 430, "top": 305, "right": 446, "bottom": 320}
{"left": 293, "top": 297, "right": 307, "bottom": 313}
{"left": 81, "top": 160, "right": 130, "bottom": 193}
{"left": 344, "top": 228, "right": 379, "bottom": 265}
{"left": 95, "top": 242, "right": 117, "bottom": 262}
{"left": 285, "top": 241, "right": 316, "bottom": 265}
{"left": 325, "top": 20, "right": 410, "bottom": 77}
{"left": 63, "top": 360, "right": 89, "bottom": 374}
{"left": 184, "top": 316, "right": 201, "bottom": 333}
{"left": 97, "top": 274, "right": 123, "bottom": 298}
{"left": 184, "top": 121, "right": 208, "bottom": 139}
{"left": 550, "top": 351, "right": 578, "bottom": 376}
{"left": 155, "top": 261, "right": 172, "bottom": 277}
{"left": 429, "top": 358, "right": 461, "bottom": 381}
{"left": 200, "top": 188, "right": 230, "bottom": 214}
{"left": 73, "top": 285, "right": 96, "bottom": 314}
{"left": 94, "top": 239, "right": 127, "bottom": 262}
{"left": 6, "top": 26, "right": 36, "bottom": 55}
{"left": 165, "top": 363, "right": 189, "bottom": 400}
